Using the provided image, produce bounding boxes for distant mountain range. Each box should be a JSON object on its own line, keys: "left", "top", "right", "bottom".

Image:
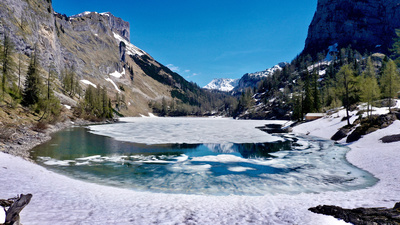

{"left": 203, "top": 62, "right": 287, "bottom": 92}
{"left": 203, "top": 78, "right": 239, "bottom": 92}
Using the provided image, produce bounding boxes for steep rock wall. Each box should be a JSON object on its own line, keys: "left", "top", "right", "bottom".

{"left": 303, "top": 0, "right": 400, "bottom": 57}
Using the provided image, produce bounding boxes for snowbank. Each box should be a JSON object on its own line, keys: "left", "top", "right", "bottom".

{"left": 1, "top": 113, "right": 400, "bottom": 224}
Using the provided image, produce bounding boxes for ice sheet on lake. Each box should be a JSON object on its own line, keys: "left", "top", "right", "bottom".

{"left": 88, "top": 117, "right": 285, "bottom": 144}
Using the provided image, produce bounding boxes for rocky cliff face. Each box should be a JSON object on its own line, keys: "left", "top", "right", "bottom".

{"left": 0, "top": 0, "right": 208, "bottom": 116}
{"left": 303, "top": 0, "right": 400, "bottom": 57}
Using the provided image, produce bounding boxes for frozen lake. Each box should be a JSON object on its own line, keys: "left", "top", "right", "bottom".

{"left": 31, "top": 117, "right": 377, "bottom": 195}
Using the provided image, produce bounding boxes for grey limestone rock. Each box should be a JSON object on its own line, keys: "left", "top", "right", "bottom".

{"left": 303, "top": 0, "right": 400, "bottom": 57}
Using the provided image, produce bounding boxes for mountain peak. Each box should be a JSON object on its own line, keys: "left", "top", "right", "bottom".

{"left": 203, "top": 78, "right": 239, "bottom": 92}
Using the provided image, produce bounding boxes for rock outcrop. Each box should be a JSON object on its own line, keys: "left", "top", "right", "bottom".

{"left": 303, "top": 0, "right": 400, "bottom": 57}
{"left": 309, "top": 202, "right": 400, "bottom": 225}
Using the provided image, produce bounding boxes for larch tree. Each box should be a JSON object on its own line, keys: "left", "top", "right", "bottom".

{"left": 360, "top": 58, "right": 380, "bottom": 118}
{"left": 1, "top": 32, "right": 14, "bottom": 101}
{"left": 336, "top": 64, "right": 358, "bottom": 126}
{"left": 380, "top": 60, "right": 400, "bottom": 112}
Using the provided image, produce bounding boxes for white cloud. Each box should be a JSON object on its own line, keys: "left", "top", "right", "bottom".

{"left": 184, "top": 70, "right": 191, "bottom": 73}
{"left": 166, "top": 64, "right": 180, "bottom": 72}
{"left": 186, "top": 73, "right": 200, "bottom": 79}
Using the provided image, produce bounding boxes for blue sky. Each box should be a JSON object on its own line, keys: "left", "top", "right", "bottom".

{"left": 53, "top": 0, "right": 317, "bottom": 87}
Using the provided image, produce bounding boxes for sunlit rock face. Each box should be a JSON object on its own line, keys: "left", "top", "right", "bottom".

{"left": 303, "top": 0, "right": 400, "bottom": 57}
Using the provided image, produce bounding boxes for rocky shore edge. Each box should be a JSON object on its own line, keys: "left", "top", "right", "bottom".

{"left": 0, "top": 119, "right": 115, "bottom": 162}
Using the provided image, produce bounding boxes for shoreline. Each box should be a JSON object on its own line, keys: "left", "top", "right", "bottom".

{"left": 0, "top": 119, "right": 115, "bottom": 161}
{"left": 1, "top": 114, "right": 399, "bottom": 224}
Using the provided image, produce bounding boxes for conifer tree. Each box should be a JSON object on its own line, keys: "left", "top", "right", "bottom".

{"left": 17, "top": 53, "right": 23, "bottom": 92}
{"left": 80, "top": 85, "right": 113, "bottom": 119}
{"left": 360, "top": 58, "right": 380, "bottom": 118}
{"left": 38, "top": 63, "right": 61, "bottom": 121}
{"left": 336, "top": 64, "right": 358, "bottom": 126}
{"left": 62, "top": 66, "right": 77, "bottom": 97}
{"left": 303, "top": 71, "right": 313, "bottom": 114}
{"left": 380, "top": 60, "right": 400, "bottom": 112}
{"left": 390, "top": 29, "right": 400, "bottom": 66}
{"left": 22, "top": 50, "right": 42, "bottom": 108}
{"left": 1, "top": 32, "right": 14, "bottom": 100}
{"left": 312, "top": 71, "right": 320, "bottom": 112}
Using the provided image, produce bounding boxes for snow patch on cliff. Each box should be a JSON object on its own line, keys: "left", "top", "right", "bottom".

{"left": 80, "top": 80, "right": 97, "bottom": 88}
{"left": 113, "top": 32, "right": 145, "bottom": 56}
{"left": 105, "top": 78, "right": 121, "bottom": 93}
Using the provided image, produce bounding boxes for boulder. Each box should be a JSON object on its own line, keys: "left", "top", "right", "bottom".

{"left": 309, "top": 202, "right": 400, "bottom": 225}
{"left": 331, "top": 128, "right": 350, "bottom": 141}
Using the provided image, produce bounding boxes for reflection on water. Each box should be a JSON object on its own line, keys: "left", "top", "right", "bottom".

{"left": 31, "top": 127, "right": 377, "bottom": 196}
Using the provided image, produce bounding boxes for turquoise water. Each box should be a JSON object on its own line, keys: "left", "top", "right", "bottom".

{"left": 31, "top": 126, "right": 378, "bottom": 195}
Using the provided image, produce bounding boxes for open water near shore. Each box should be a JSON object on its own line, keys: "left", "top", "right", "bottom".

{"left": 30, "top": 118, "right": 377, "bottom": 195}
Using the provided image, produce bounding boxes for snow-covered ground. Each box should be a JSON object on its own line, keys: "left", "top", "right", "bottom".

{"left": 1, "top": 110, "right": 400, "bottom": 224}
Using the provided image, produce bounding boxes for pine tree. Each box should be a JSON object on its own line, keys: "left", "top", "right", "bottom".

{"left": 303, "top": 71, "right": 313, "bottom": 114}
{"left": 380, "top": 60, "right": 400, "bottom": 112}
{"left": 22, "top": 50, "right": 42, "bottom": 108}
{"left": 312, "top": 71, "right": 320, "bottom": 112}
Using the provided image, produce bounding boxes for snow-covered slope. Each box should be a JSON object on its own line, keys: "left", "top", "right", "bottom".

{"left": 246, "top": 62, "right": 288, "bottom": 79}
{"left": 234, "top": 62, "right": 288, "bottom": 92}
{"left": 203, "top": 78, "right": 239, "bottom": 92}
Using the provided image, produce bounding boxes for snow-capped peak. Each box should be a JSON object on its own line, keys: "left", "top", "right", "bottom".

{"left": 70, "top": 11, "right": 95, "bottom": 18}
{"left": 246, "top": 62, "right": 288, "bottom": 79}
{"left": 203, "top": 78, "right": 239, "bottom": 92}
